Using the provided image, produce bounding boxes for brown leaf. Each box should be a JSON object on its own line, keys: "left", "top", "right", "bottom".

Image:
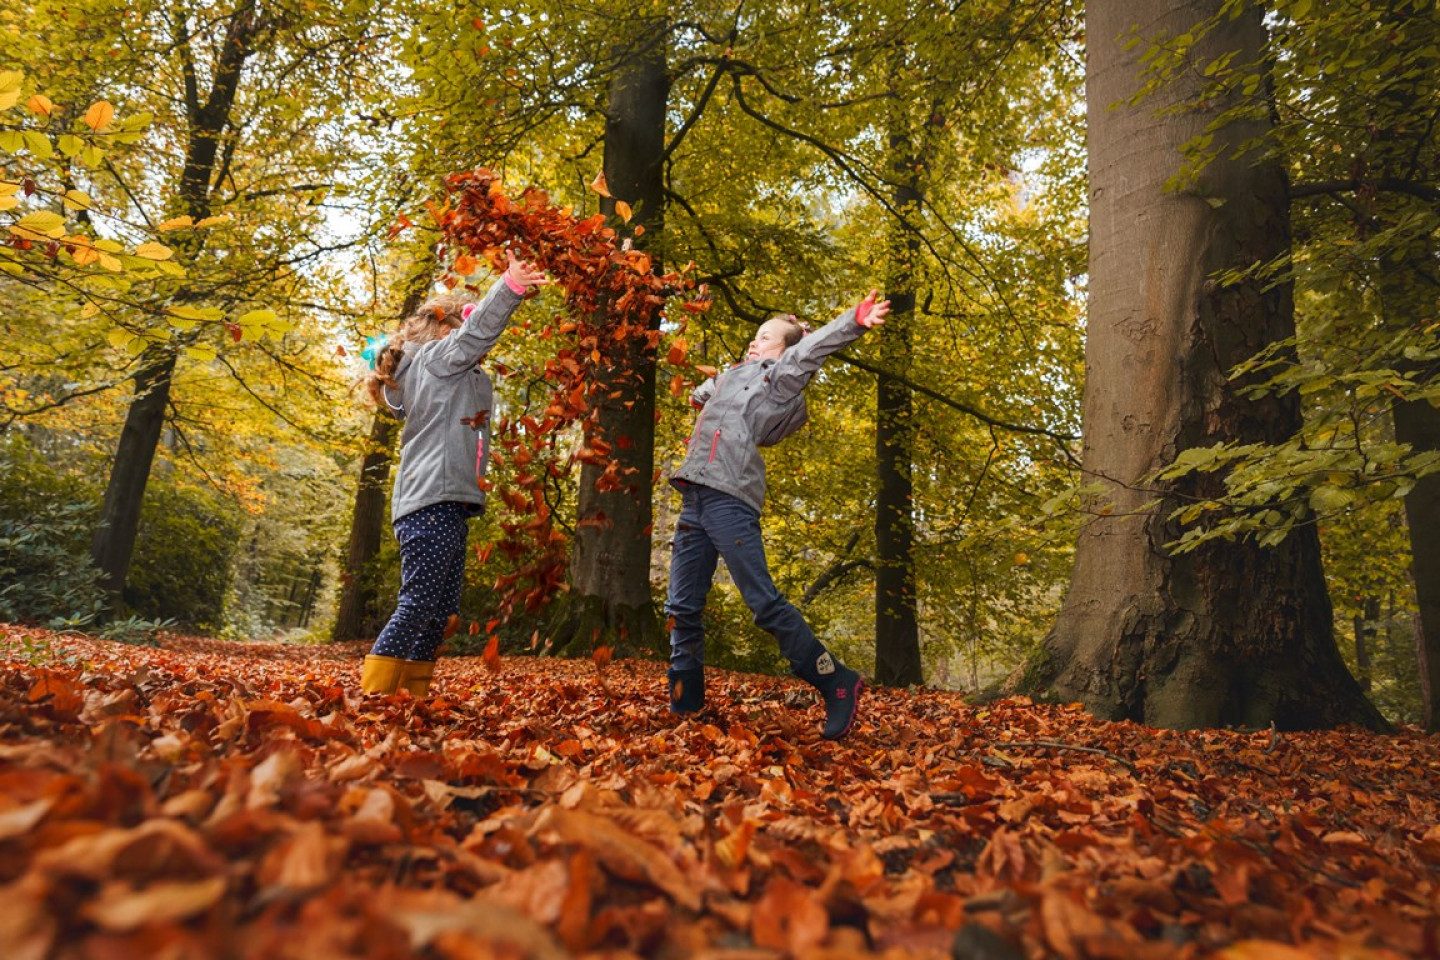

{"left": 257, "top": 822, "right": 347, "bottom": 892}
{"left": 751, "top": 875, "right": 828, "bottom": 954}
{"left": 533, "top": 806, "right": 700, "bottom": 910}
{"left": 84, "top": 876, "right": 227, "bottom": 930}
{"left": 0, "top": 797, "right": 53, "bottom": 841}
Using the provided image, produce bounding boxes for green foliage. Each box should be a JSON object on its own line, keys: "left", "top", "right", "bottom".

{"left": 0, "top": 434, "right": 106, "bottom": 626}
{"left": 696, "top": 586, "right": 790, "bottom": 677}
{"left": 124, "top": 478, "right": 242, "bottom": 630}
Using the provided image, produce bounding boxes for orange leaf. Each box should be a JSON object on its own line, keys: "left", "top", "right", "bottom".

{"left": 752, "top": 876, "right": 828, "bottom": 953}
{"left": 534, "top": 807, "right": 700, "bottom": 910}
{"left": 483, "top": 633, "right": 501, "bottom": 672}
{"left": 666, "top": 339, "right": 687, "bottom": 365}
{"left": 614, "top": 200, "right": 633, "bottom": 223}
{"left": 589, "top": 171, "right": 612, "bottom": 198}
{"left": 85, "top": 876, "right": 227, "bottom": 930}
{"left": 82, "top": 100, "right": 115, "bottom": 130}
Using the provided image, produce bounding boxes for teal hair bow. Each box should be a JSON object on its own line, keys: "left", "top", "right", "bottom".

{"left": 360, "top": 334, "right": 388, "bottom": 369}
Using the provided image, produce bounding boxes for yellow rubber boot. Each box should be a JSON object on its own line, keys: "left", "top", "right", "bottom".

{"left": 360, "top": 654, "right": 406, "bottom": 694}
{"left": 398, "top": 659, "right": 435, "bottom": 696}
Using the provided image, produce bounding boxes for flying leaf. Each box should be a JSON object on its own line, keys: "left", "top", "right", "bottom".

{"left": 589, "top": 171, "right": 612, "bottom": 197}
{"left": 483, "top": 633, "right": 501, "bottom": 672}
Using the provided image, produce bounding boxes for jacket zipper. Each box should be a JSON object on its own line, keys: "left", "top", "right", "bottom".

{"left": 707, "top": 429, "right": 721, "bottom": 464}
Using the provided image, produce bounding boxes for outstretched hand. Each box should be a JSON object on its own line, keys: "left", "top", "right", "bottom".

{"left": 855, "top": 289, "right": 890, "bottom": 329}
{"left": 505, "top": 249, "right": 548, "bottom": 289}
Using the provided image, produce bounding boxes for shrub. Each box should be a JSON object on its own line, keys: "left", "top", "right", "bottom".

{"left": 0, "top": 435, "right": 107, "bottom": 626}
{"left": 125, "top": 478, "right": 242, "bottom": 630}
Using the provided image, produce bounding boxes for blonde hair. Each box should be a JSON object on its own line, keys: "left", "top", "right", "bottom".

{"left": 773, "top": 314, "right": 807, "bottom": 347}
{"left": 363, "top": 292, "right": 472, "bottom": 407}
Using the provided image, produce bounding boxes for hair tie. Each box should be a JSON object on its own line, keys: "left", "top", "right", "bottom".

{"left": 461, "top": 303, "right": 477, "bottom": 321}
{"left": 361, "top": 333, "right": 389, "bottom": 370}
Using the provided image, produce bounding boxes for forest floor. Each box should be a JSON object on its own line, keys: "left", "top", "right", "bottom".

{"left": 2, "top": 624, "right": 1437, "bottom": 960}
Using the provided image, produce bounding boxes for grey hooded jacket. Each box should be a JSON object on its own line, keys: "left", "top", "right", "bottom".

{"left": 384, "top": 277, "right": 526, "bottom": 521}
{"left": 671, "top": 306, "right": 868, "bottom": 513}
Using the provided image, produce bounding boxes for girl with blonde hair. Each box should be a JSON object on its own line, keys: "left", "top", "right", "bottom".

{"left": 359, "top": 251, "right": 546, "bottom": 695}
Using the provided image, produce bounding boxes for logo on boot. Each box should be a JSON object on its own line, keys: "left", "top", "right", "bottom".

{"left": 815, "top": 652, "right": 835, "bottom": 676}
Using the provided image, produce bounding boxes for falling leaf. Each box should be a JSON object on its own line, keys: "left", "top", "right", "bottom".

{"left": 483, "top": 633, "right": 501, "bottom": 672}
{"left": 588, "top": 171, "right": 612, "bottom": 197}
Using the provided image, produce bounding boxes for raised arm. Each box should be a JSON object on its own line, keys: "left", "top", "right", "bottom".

{"left": 765, "top": 290, "right": 889, "bottom": 404}
{"left": 426, "top": 251, "right": 546, "bottom": 376}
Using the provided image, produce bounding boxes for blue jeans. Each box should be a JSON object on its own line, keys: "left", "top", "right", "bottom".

{"left": 371, "top": 501, "right": 469, "bottom": 662}
{"left": 665, "top": 483, "right": 823, "bottom": 672}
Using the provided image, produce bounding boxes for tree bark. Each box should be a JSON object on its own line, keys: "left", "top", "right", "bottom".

{"left": 330, "top": 412, "right": 397, "bottom": 642}
{"left": 1029, "top": 0, "right": 1384, "bottom": 730}
{"left": 874, "top": 97, "right": 923, "bottom": 687}
{"left": 90, "top": 347, "right": 177, "bottom": 600}
{"left": 1352, "top": 596, "right": 1378, "bottom": 693}
{"left": 554, "top": 20, "right": 669, "bottom": 656}
{"left": 89, "top": 7, "right": 261, "bottom": 609}
{"left": 1394, "top": 398, "right": 1440, "bottom": 730}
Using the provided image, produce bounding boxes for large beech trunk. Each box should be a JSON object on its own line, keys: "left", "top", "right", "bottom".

{"left": 874, "top": 114, "right": 923, "bottom": 687}
{"left": 1030, "top": 0, "right": 1383, "bottom": 730}
{"left": 554, "top": 21, "right": 669, "bottom": 656}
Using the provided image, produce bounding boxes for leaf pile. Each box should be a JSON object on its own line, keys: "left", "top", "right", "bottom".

{"left": 2, "top": 626, "right": 1437, "bottom": 959}
{"left": 436, "top": 171, "right": 710, "bottom": 624}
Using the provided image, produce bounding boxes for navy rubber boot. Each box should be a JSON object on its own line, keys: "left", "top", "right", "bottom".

{"left": 793, "top": 651, "right": 864, "bottom": 740}
{"left": 667, "top": 666, "right": 705, "bottom": 715}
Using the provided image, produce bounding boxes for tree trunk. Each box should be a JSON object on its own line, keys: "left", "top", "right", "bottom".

{"left": 1029, "top": 0, "right": 1384, "bottom": 730}
{"left": 553, "top": 20, "right": 669, "bottom": 656}
{"left": 1394, "top": 398, "right": 1440, "bottom": 730}
{"left": 90, "top": 347, "right": 177, "bottom": 600}
{"left": 874, "top": 99, "right": 923, "bottom": 687}
{"left": 1352, "top": 596, "right": 1378, "bottom": 693}
{"left": 89, "top": 9, "right": 260, "bottom": 610}
{"left": 330, "top": 412, "right": 398, "bottom": 642}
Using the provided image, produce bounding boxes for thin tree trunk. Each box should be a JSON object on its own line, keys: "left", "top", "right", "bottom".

{"left": 1029, "top": 0, "right": 1384, "bottom": 730}
{"left": 91, "top": 348, "right": 177, "bottom": 599}
{"left": 1353, "top": 597, "right": 1378, "bottom": 693}
{"left": 331, "top": 412, "right": 398, "bottom": 642}
{"left": 555, "top": 19, "right": 669, "bottom": 656}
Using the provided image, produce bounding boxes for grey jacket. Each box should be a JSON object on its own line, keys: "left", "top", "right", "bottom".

{"left": 385, "top": 277, "right": 526, "bottom": 521}
{"left": 671, "top": 306, "right": 868, "bottom": 513}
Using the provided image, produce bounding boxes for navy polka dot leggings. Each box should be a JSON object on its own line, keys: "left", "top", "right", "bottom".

{"left": 370, "top": 501, "right": 470, "bottom": 662}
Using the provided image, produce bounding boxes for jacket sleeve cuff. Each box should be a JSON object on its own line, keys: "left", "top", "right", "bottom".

{"left": 503, "top": 273, "right": 527, "bottom": 295}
